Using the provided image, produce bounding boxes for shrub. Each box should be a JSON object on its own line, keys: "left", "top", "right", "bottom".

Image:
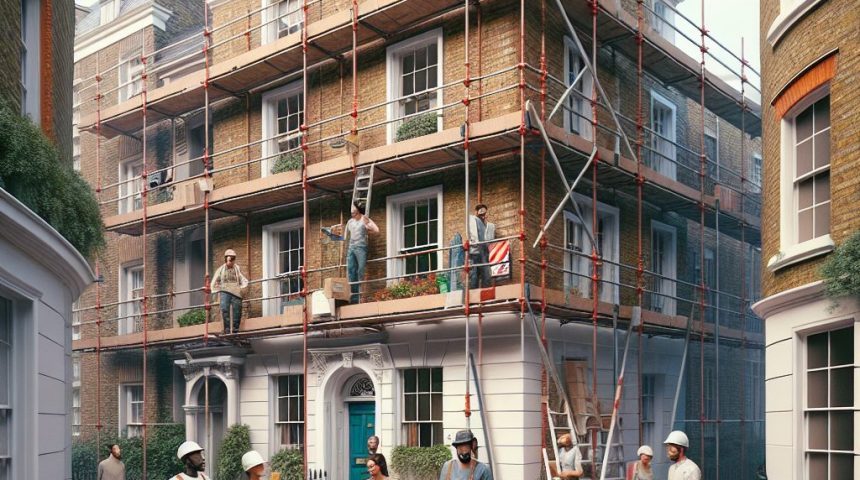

{"left": 177, "top": 308, "right": 207, "bottom": 327}
{"left": 271, "top": 151, "right": 303, "bottom": 174}
{"left": 270, "top": 447, "right": 304, "bottom": 480}
{"left": 395, "top": 112, "right": 439, "bottom": 142}
{"left": 390, "top": 444, "right": 451, "bottom": 480}
{"left": 0, "top": 102, "right": 104, "bottom": 258}
{"left": 72, "top": 424, "right": 185, "bottom": 480}
{"left": 72, "top": 439, "right": 99, "bottom": 480}
{"left": 373, "top": 273, "right": 440, "bottom": 301}
{"left": 821, "top": 229, "right": 860, "bottom": 309}
{"left": 218, "top": 424, "right": 252, "bottom": 480}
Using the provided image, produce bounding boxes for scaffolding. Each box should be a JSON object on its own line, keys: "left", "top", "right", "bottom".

{"left": 72, "top": 0, "right": 765, "bottom": 479}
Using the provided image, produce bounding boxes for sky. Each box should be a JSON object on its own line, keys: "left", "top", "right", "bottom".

{"left": 676, "top": 0, "right": 761, "bottom": 103}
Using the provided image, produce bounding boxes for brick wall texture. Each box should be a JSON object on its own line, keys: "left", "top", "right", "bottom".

{"left": 759, "top": 0, "right": 860, "bottom": 297}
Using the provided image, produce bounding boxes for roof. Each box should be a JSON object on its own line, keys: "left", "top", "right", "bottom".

{"left": 76, "top": 0, "right": 153, "bottom": 36}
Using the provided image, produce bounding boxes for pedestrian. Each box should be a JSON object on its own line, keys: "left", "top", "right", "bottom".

{"left": 468, "top": 204, "right": 495, "bottom": 289}
{"left": 627, "top": 445, "right": 653, "bottom": 480}
{"left": 368, "top": 435, "right": 380, "bottom": 455}
{"left": 336, "top": 201, "right": 378, "bottom": 304}
{"left": 98, "top": 443, "right": 125, "bottom": 480}
{"left": 549, "top": 433, "right": 583, "bottom": 479}
{"left": 210, "top": 248, "right": 249, "bottom": 333}
{"left": 171, "top": 440, "right": 209, "bottom": 480}
{"left": 438, "top": 430, "right": 493, "bottom": 480}
{"left": 664, "top": 431, "right": 701, "bottom": 480}
{"left": 366, "top": 453, "right": 390, "bottom": 480}
{"left": 241, "top": 450, "right": 266, "bottom": 480}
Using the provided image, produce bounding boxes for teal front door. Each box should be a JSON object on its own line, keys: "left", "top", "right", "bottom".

{"left": 348, "top": 402, "right": 375, "bottom": 480}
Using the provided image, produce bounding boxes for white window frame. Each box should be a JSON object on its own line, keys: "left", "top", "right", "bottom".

{"left": 118, "top": 156, "right": 143, "bottom": 214}
{"left": 119, "top": 384, "right": 143, "bottom": 437}
{"left": 386, "top": 29, "right": 444, "bottom": 144}
{"left": 770, "top": 87, "right": 833, "bottom": 272}
{"left": 0, "top": 297, "right": 12, "bottom": 476}
{"left": 261, "top": 0, "right": 302, "bottom": 44}
{"left": 640, "top": 374, "right": 663, "bottom": 450}
{"left": 799, "top": 322, "right": 855, "bottom": 480}
{"left": 119, "top": 263, "right": 143, "bottom": 335}
{"left": 262, "top": 218, "right": 304, "bottom": 317}
{"left": 703, "top": 247, "right": 716, "bottom": 323}
{"left": 648, "top": 0, "right": 676, "bottom": 42}
{"left": 100, "top": 0, "right": 120, "bottom": 25}
{"left": 119, "top": 52, "right": 143, "bottom": 102}
{"left": 562, "top": 194, "right": 620, "bottom": 304}
{"left": 649, "top": 90, "right": 677, "bottom": 180}
{"left": 751, "top": 154, "right": 762, "bottom": 191}
{"left": 72, "top": 386, "right": 81, "bottom": 437}
{"left": 562, "top": 36, "right": 593, "bottom": 140}
{"left": 400, "top": 367, "right": 443, "bottom": 447}
{"left": 385, "top": 186, "right": 444, "bottom": 281}
{"left": 20, "top": 0, "right": 40, "bottom": 120}
{"left": 261, "top": 81, "right": 304, "bottom": 177}
{"left": 71, "top": 299, "right": 81, "bottom": 340}
{"left": 273, "top": 374, "right": 304, "bottom": 450}
{"left": 650, "top": 220, "right": 677, "bottom": 316}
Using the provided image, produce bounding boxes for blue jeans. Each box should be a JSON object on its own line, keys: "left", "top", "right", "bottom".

{"left": 220, "top": 292, "right": 242, "bottom": 333}
{"left": 347, "top": 245, "right": 367, "bottom": 304}
{"left": 469, "top": 252, "right": 492, "bottom": 289}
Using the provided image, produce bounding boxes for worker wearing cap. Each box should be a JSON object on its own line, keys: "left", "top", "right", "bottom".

{"left": 438, "top": 430, "right": 493, "bottom": 480}
{"left": 664, "top": 431, "right": 701, "bottom": 480}
{"left": 549, "top": 433, "right": 583, "bottom": 479}
{"left": 626, "top": 445, "right": 653, "bottom": 480}
{"left": 241, "top": 450, "right": 266, "bottom": 480}
{"left": 172, "top": 441, "right": 209, "bottom": 480}
{"left": 210, "top": 248, "right": 249, "bottom": 333}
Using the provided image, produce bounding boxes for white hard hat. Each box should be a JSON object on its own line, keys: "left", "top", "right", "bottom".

{"left": 241, "top": 451, "right": 265, "bottom": 472}
{"left": 177, "top": 440, "right": 204, "bottom": 460}
{"left": 663, "top": 430, "right": 689, "bottom": 448}
{"left": 224, "top": 249, "right": 237, "bottom": 258}
{"left": 637, "top": 445, "right": 654, "bottom": 457}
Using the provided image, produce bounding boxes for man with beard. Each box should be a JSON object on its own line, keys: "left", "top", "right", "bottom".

{"left": 664, "top": 431, "right": 701, "bottom": 480}
{"left": 438, "top": 430, "right": 493, "bottom": 480}
{"left": 98, "top": 443, "right": 125, "bottom": 480}
{"left": 368, "top": 435, "right": 380, "bottom": 455}
{"left": 171, "top": 441, "right": 210, "bottom": 480}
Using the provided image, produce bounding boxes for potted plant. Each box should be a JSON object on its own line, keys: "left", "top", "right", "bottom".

{"left": 395, "top": 112, "right": 439, "bottom": 142}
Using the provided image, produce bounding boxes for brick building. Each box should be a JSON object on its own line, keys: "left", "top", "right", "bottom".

{"left": 753, "top": 1, "right": 860, "bottom": 479}
{"left": 74, "top": 1, "right": 765, "bottom": 479}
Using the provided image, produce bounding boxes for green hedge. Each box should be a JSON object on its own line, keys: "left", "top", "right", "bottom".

{"left": 177, "top": 308, "right": 207, "bottom": 326}
{"left": 0, "top": 102, "right": 104, "bottom": 258}
{"left": 821, "top": 229, "right": 860, "bottom": 309}
{"left": 391, "top": 444, "right": 451, "bottom": 480}
{"left": 395, "top": 112, "right": 439, "bottom": 142}
{"left": 218, "top": 424, "right": 252, "bottom": 480}
{"left": 272, "top": 151, "right": 303, "bottom": 174}
{"left": 72, "top": 423, "right": 185, "bottom": 480}
{"left": 271, "top": 447, "right": 304, "bottom": 480}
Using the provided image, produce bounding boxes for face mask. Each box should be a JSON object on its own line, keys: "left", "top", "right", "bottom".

{"left": 457, "top": 452, "right": 472, "bottom": 464}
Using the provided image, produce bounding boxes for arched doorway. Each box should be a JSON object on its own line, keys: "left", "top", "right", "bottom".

{"left": 344, "top": 374, "right": 375, "bottom": 480}
{"left": 194, "top": 377, "right": 227, "bottom": 479}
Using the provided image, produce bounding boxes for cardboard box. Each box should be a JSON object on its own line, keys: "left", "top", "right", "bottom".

{"left": 323, "top": 277, "right": 352, "bottom": 302}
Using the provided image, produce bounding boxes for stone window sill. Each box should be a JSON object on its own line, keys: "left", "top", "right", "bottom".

{"left": 767, "top": 0, "right": 828, "bottom": 47}
{"left": 767, "top": 234, "right": 834, "bottom": 272}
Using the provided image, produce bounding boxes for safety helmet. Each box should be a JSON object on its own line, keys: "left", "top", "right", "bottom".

{"left": 241, "top": 450, "right": 265, "bottom": 472}
{"left": 663, "top": 430, "right": 690, "bottom": 448}
{"left": 637, "top": 445, "right": 654, "bottom": 457}
{"left": 177, "top": 440, "right": 204, "bottom": 460}
{"left": 224, "top": 249, "right": 237, "bottom": 258}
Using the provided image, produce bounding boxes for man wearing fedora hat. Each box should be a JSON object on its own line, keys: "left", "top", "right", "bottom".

{"left": 438, "top": 430, "right": 493, "bottom": 480}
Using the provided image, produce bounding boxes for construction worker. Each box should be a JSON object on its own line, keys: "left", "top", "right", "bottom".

{"left": 241, "top": 450, "right": 266, "bottom": 480}
{"left": 333, "top": 201, "right": 379, "bottom": 304}
{"left": 210, "top": 248, "right": 248, "bottom": 333}
{"left": 438, "top": 430, "right": 493, "bottom": 480}
{"left": 664, "top": 430, "right": 701, "bottom": 480}
{"left": 468, "top": 204, "right": 495, "bottom": 289}
{"left": 549, "top": 433, "right": 583, "bottom": 479}
{"left": 626, "top": 445, "right": 653, "bottom": 480}
{"left": 173, "top": 440, "right": 209, "bottom": 480}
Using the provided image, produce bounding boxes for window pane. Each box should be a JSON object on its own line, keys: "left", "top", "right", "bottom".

{"left": 404, "top": 370, "right": 416, "bottom": 393}
{"left": 814, "top": 132, "right": 830, "bottom": 169}
{"left": 796, "top": 106, "right": 813, "bottom": 140}
{"left": 404, "top": 225, "right": 416, "bottom": 248}
{"left": 431, "top": 368, "right": 442, "bottom": 392}
{"left": 431, "top": 393, "right": 442, "bottom": 420}
{"left": 428, "top": 66, "right": 437, "bottom": 88}
{"left": 279, "top": 376, "right": 289, "bottom": 394}
{"left": 796, "top": 139, "right": 813, "bottom": 177}
{"left": 0, "top": 409, "right": 9, "bottom": 456}
{"left": 830, "top": 411, "right": 853, "bottom": 451}
{"left": 798, "top": 179, "right": 813, "bottom": 209}
{"left": 418, "top": 368, "right": 430, "bottom": 392}
{"left": 417, "top": 202, "right": 429, "bottom": 222}
{"left": 278, "top": 397, "right": 288, "bottom": 422}
{"left": 814, "top": 97, "right": 830, "bottom": 130}
{"left": 402, "top": 54, "right": 414, "bottom": 73}
{"left": 808, "top": 332, "right": 828, "bottom": 369}
{"left": 415, "top": 48, "right": 427, "bottom": 69}
{"left": 807, "top": 370, "right": 827, "bottom": 408}
{"left": 808, "top": 453, "right": 827, "bottom": 478}
{"left": 830, "top": 454, "right": 853, "bottom": 478}
{"left": 403, "top": 73, "right": 414, "bottom": 96}
{"left": 808, "top": 411, "right": 827, "bottom": 450}
{"left": 419, "top": 423, "right": 431, "bottom": 447}
{"left": 814, "top": 173, "right": 830, "bottom": 203}
{"left": 432, "top": 423, "right": 442, "bottom": 446}
{"left": 829, "top": 367, "right": 852, "bottom": 407}
{"left": 814, "top": 204, "right": 830, "bottom": 239}
{"left": 415, "top": 72, "right": 427, "bottom": 93}
{"left": 416, "top": 223, "right": 428, "bottom": 246}
{"left": 289, "top": 394, "right": 299, "bottom": 421}
{"left": 418, "top": 394, "right": 430, "bottom": 421}
{"left": 798, "top": 209, "right": 813, "bottom": 243}
{"left": 404, "top": 204, "right": 415, "bottom": 225}
{"left": 405, "top": 393, "right": 416, "bottom": 421}
{"left": 830, "top": 327, "right": 853, "bottom": 365}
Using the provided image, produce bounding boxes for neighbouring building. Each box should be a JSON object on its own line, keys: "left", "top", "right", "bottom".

{"left": 754, "top": 1, "right": 859, "bottom": 479}
{"left": 73, "top": 1, "right": 765, "bottom": 479}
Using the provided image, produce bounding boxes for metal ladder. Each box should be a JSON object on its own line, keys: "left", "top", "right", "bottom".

{"left": 351, "top": 164, "right": 374, "bottom": 215}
